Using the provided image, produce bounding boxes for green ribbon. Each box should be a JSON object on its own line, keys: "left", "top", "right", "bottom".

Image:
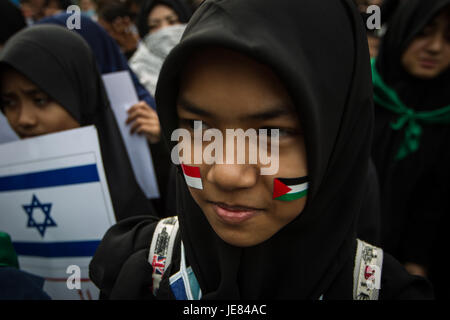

{"left": 0, "top": 231, "right": 19, "bottom": 269}
{"left": 371, "top": 58, "right": 450, "bottom": 161}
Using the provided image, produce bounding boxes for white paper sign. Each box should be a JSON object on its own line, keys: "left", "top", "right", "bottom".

{"left": 0, "top": 126, "right": 116, "bottom": 300}
{"left": 102, "top": 71, "right": 160, "bottom": 199}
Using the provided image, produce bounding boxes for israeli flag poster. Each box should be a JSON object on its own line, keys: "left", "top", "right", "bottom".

{"left": 0, "top": 126, "right": 116, "bottom": 300}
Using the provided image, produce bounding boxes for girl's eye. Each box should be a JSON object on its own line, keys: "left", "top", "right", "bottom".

{"left": 34, "top": 97, "right": 49, "bottom": 107}
{"left": 166, "top": 15, "right": 179, "bottom": 24}
{"left": 418, "top": 26, "right": 435, "bottom": 37}
{"left": 148, "top": 21, "right": 159, "bottom": 30}
{"left": 180, "top": 119, "right": 211, "bottom": 131}
{"left": 259, "top": 127, "right": 296, "bottom": 138}
{"left": 1, "top": 97, "right": 17, "bottom": 110}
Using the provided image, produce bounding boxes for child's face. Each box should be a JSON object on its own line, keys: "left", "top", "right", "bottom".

{"left": 401, "top": 9, "right": 450, "bottom": 79}
{"left": 148, "top": 4, "right": 181, "bottom": 34}
{"left": 177, "top": 48, "right": 308, "bottom": 247}
{"left": 0, "top": 68, "right": 80, "bottom": 139}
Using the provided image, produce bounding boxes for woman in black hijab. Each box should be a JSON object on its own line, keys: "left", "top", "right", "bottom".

{"left": 136, "top": 0, "right": 193, "bottom": 38}
{"left": 371, "top": 0, "right": 450, "bottom": 282}
{"left": 90, "top": 0, "right": 432, "bottom": 299}
{"left": 0, "top": 25, "right": 158, "bottom": 221}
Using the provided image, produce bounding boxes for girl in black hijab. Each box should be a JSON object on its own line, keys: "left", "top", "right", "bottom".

{"left": 136, "top": 0, "right": 193, "bottom": 38}
{"left": 90, "top": 0, "right": 432, "bottom": 299}
{"left": 0, "top": 25, "right": 158, "bottom": 221}
{"left": 371, "top": 0, "right": 450, "bottom": 281}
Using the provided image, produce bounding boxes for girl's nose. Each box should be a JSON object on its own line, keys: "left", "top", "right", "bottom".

{"left": 17, "top": 103, "right": 38, "bottom": 129}
{"left": 427, "top": 32, "right": 445, "bottom": 53}
{"left": 206, "top": 163, "right": 259, "bottom": 191}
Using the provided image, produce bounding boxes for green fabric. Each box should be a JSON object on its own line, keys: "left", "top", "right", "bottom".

{"left": 0, "top": 231, "right": 19, "bottom": 269}
{"left": 371, "top": 58, "right": 450, "bottom": 160}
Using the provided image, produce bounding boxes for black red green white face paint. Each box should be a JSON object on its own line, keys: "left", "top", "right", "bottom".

{"left": 273, "top": 176, "right": 309, "bottom": 201}
{"left": 181, "top": 164, "right": 203, "bottom": 190}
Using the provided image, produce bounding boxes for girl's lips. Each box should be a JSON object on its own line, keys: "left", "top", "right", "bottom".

{"left": 419, "top": 58, "right": 438, "bottom": 69}
{"left": 212, "top": 202, "right": 261, "bottom": 224}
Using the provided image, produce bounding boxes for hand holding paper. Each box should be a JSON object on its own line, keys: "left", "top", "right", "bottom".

{"left": 102, "top": 71, "right": 160, "bottom": 199}
{"left": 126, "top": 101, "right": 161, "bottom": 144}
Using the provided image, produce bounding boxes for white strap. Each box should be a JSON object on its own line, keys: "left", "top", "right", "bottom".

{"left": 353, "top": 239, "right": 383, "bottom": 300}
{"left": 148, "top": 216, "right": 179, "bottom": 295}
{"left": 180, "top": 242, "right": 193, "bottom": 300}
{"left": 168, "top": 241, "right": 203, "bottom": 300}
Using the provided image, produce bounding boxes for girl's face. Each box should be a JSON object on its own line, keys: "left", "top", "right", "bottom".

{"left": 401, "top": 9, "right": 450, "bottom": 79}
{"left": 148, "top": 4, "right": 180, "bottom": 34}
{"left": 0, "top": 68, "right": 80, "bottom": 139}
{"left": 177, "top": 49, "right": 308, "bottom": 247}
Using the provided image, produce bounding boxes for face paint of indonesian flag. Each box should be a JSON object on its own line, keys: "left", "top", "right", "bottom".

{"left": 273, "top": 176, "right": 309, "bottom": 201}
{"left": 181, "top": 164, "right": 203, "bottom": 190}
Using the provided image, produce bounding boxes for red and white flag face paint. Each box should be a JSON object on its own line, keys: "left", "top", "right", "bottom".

{"left": 181, "top": 164, "right": 203, "bottom": 190}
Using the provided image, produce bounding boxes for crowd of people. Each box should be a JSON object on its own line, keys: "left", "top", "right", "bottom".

{"left": 0, "top": 0, "right": 448, "bottom": 300}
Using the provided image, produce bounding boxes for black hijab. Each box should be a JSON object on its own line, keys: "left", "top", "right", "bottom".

{"left": 136, "top": 0, "right": 193, "bottom": 38}
{"left": 0, "top": 0, "right": 26, "bottom": 46}
{"left": 376, "top": 0, "right": 450, "bottom": 109}
{"left": 155, "top": 0, "right": 374, "bottom": 299}
{"left": 0, "top": 25, "right": 157, "bottom": 221}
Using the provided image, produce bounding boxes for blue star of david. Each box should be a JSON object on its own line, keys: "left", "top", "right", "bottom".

{"left": 22, "top": 194, "right": 57, "bottom": 237}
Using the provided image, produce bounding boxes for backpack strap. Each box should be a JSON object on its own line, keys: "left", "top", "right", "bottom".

{"left": 148, "top": 216, "right": 179, "bottom": 295}
{"left": 353, "top": 239, "right": 384, "bottom": 300}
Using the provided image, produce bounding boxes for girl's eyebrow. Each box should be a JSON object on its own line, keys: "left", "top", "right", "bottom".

{"left": 178, "top": 97, "right": 295, "bottom": 121}
{"left": 246, "top": 107, "right": 294, "bottom": 121}
{"left": 1, "top": 88, "right": 41, "bottom": 96}
{"left": 178, "top": 98, "right": 213, "bottom": 117}
{"left": 22, "top": 89, "right": 43, "bottom": 96}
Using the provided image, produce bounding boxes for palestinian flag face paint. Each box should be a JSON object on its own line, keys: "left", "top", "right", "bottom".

{"left": 181, "top": 164, "right": 203, "bottom": 190}
{"left": 273, "top": 176, "right": 308, "bottom": 201}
